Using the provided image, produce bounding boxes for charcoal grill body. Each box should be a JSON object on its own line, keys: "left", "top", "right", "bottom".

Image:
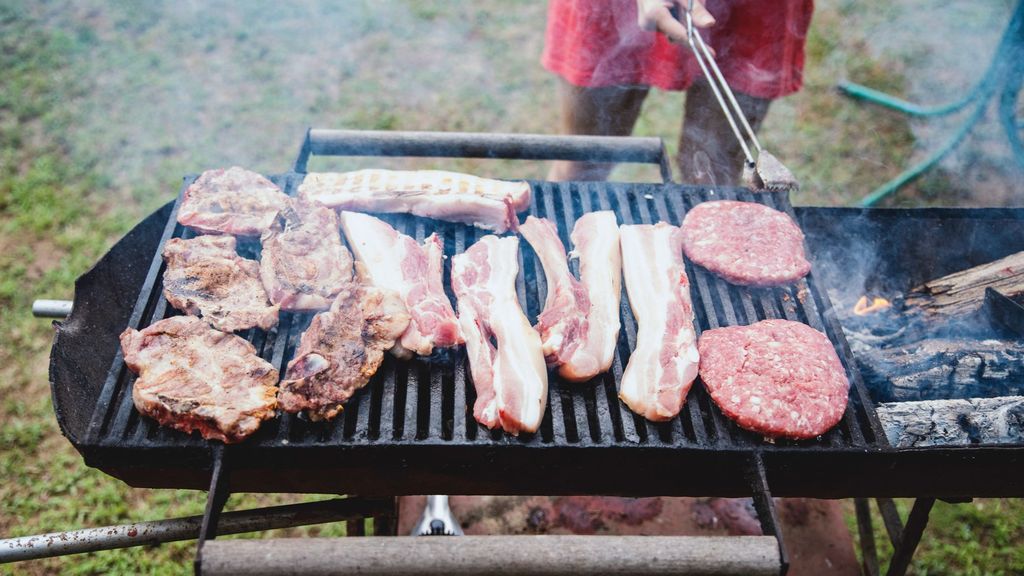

{"left": 49, "top": 177, "right": 1024, "bottom": 499}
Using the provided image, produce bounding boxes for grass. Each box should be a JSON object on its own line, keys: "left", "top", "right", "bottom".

{"left": 0, "top": 0, "right": 1020, "bottom": 574}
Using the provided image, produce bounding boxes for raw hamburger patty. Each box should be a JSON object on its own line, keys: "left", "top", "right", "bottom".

{"left": 697, "top": 319, "right": 849, "bottom": 439}
{"left": 681, "top": 200, "right": 811, "bottom": 286}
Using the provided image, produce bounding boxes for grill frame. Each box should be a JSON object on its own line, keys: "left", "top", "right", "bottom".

{"left": 71, "top": 172, "right": 893, "bottom": 495}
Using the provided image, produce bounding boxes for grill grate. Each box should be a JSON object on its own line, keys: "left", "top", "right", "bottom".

{"left": 80, "top": 175, "right": 888, "bottom": 494}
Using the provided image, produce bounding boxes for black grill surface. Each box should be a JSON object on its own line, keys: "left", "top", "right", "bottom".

{"left": 65, "top": 176, "right": 1019, "bottom": 498}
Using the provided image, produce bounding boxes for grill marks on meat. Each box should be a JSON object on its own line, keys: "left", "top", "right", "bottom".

{"left": 619, "top": 223, "right": 700, "bottom": 421}
{"left": 681, "top": 200, "right": 810, "bottom": 286}
{"left": 697, "top": 320, "right": 849, "bottom": 439}
{"left": 162, "top": 235, "right": 279, "bottom": 332}
{"left": 339, "top": 211, "right": 462, "bottom": 357}
{"left": 260, "top": 199, "right": 353, "bottom": 311}
{"left": 451, "top": 236, "right": 548, "bottom": 434}
{"left": 177, "top": 167, "right": 289, "bottom": 236}
{"left": 278, "top": 278, "right": 410, "bottom": 421}
{"left": 120, "top": 316, "right": 278, "bottom": 443}
{"left": 298, "top": 169, "right": 531, "bottom": 233}
{"left": 519, "top": 213, "right": 621, "bottom": 382}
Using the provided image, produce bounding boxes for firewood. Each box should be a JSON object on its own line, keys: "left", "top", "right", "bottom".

{"left": 904, "top": 251, "right": 1024, "bottom": 316}
{"left": 876, "top": 396, "right": 1024, "bottom": 447}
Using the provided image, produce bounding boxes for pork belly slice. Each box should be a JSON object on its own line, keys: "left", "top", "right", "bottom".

{"left": 298, "top": 169, "right": 531, "bottom": 233}
{"left": 451, "top": 236, "right": 547, "bottom": 434}
{"left": 619, "top": 223, "right": 700, "bottom": 421}
{"left": 260, "top": 199, "right": 353, "bottom": 311}
{"left": 120, "top": 315, "right": 278, "bottom": 443}
{"left": 278, "top": 279, "right": 410, "bottom": 421}
{"left": 177, "top": 167, "right": 290, "bottom": 236}
{"left": 162, "top": 235, "right": 279, "bottom": 332}
{"left": 519, "top": 213, "right": 621, "bottom": 382}
{"left": 339, "top": 211, "right": 462, "bottom": 357}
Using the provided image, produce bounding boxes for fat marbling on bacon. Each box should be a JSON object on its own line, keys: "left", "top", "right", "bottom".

{"left": 619, "top": 223, "right": 699, "bottom": 421}
{"left": 177, "top": 167, "right": 289, "bottom": 236}
{"left": 278, "top": 274, "right": 410, "bottom": 422}
{"left": 259, "top": 198, "right": 353, "bottom": 311}
{"left": 451, "top": 235, "right": 547, "bottom": 434}
{"left": 120, "top": 315, "right": 279, "bottom": 443}
{"left": 298, "top": 169, "right": 530, "bottom": 233}
{"left": 162, "top": 235, "right": 279, "bottom": 333}
{"left": 339, "top": 211, "right": 462, "bottom": 357}
{"left": 519, "top": 212, "right": 621, "bottom": 382}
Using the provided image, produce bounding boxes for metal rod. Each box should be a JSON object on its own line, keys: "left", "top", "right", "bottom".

{"left": 875, "top": 498, "right": 904, "bottom": 550}
{"left": 32, "top": 299, "right": 72, "bottom": 319}
{"left": 885, "top": 498, "right": 936, "bottom": 576}
{"left": 195, "top": 445, "right": 230, "bottom": 573}
{"left": 854, "top": 498, "right": 880, "bottom": 576}
{"left": 305, "top": 129, "right": 668, "bottom": 165}
{"left": 0, "top": 497, "right": 391, "bottom": 564}
{"left": 745, "top": 452, "right": 789, "bottom": 576}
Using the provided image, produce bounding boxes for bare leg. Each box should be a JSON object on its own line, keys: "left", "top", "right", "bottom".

{"left": 548, "top": 80, "right": 650, "bottom": 181}
{"left": 677, "top": 78, "right": 771, "bottom": 186}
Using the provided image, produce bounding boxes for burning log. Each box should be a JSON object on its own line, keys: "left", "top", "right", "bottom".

{"left": 855, "top": 338, "right": 1024, "bottom": 402}
{"left": 877, "top": 396, "right": 1024, "bottom": 447}
{"left": 904, "top": 250, "right": 1024, "bottom": 317}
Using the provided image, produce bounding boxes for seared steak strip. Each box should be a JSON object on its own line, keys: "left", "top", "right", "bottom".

{"left": 162, "top": 235, "right": 279, "bottom": 332}
{"left": 120, "top": 315, "right": 279, "bottom": 443}
{"left": 260, "top": 199, "right": 353, "bottom": 311}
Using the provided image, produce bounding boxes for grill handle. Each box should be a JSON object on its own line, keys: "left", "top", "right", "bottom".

{"left": 293, "top": 129, "right": 674, "bottom": 183}
{"left": 32, "top": 299, "right": 73, "bottom": 319}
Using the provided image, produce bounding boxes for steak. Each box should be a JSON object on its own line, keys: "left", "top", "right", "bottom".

{"left": 260, "top": 199, "right": 353, "bottom": 311}
{"left": 681, "top": 200, "right": 810, "bottom": 286}
{"left": 162, "top": 235, "right": 279, "bottom": 333}
{"left": 697, "top": 319, "right": 849, "bottom": 440}
{"left": 120, "top": 315, "right": 279, "bottom": 443}
{"left": 177, "top": 167, "right": 290, "bottom": 236}
{"left": 298, "top": 169, "right": 531, "bottom": 233}
{"left": 278, "top": 277, "right": 410, "bottom": 421}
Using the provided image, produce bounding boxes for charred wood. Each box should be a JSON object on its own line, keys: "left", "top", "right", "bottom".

{"left": 877, "top": 396, "right": 1024, "bottom": 447}
{"left": 855, "top": 338, "right": 1024, "bottom": 402}
{"left": 905, "top": 251, "right": 1024, "bottom": 317}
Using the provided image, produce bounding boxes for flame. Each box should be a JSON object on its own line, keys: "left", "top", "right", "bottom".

{"left": 853, "top": 295, "right": 891, "bottom": 316}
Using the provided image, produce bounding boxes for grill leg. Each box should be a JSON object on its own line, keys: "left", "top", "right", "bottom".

{"left": 745, "top": 453, "right": 788, "bottom": 576}
{"left": 884, "top": 498, "right": 936, "bottom": 576}
{"left": 195, "top": 445, "right": 231, "bottom": 575}
{"left": 853, "top": 498, "right": 880, "bottom": 576}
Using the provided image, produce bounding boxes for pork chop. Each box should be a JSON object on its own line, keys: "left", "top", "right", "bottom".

{"left": 177, "top": 167, "right": 290, "bottom": 236}
{"left": 120, "top": 315, "right": 279, "bottom": 443}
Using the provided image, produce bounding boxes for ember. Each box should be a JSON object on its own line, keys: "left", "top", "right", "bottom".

{"left": 853, "top": 295, "right": 891, "bottom": 316}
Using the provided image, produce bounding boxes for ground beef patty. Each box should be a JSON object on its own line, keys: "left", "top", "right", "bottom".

{"left": 681, "top": 200, "right": 811, "bottom": 286}
{"left": 698, "top": 320, "right": 849, "bottom": 439}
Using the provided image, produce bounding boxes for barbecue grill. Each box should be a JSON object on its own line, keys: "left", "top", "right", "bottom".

{"left": 21, "top": 129, "right": 1024, "bottom": 575}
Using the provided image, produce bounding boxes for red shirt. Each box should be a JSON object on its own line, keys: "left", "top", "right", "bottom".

{"left": 542, "top": 0, "right": 814, "bottom": 99}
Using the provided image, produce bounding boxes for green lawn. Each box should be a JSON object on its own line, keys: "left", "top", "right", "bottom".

{"left": 1, "top": 1, "right": 1021, "bottom": 574}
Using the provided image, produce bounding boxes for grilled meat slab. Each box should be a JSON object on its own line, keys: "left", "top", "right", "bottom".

{"left": 452, "top": 236, "right": 547, "bottom": 434}
{"left": 120, "top": 315, "right": 279, "bottom": 443}
{"left": 178, "top": 167, "right": 290, "bottom": 236}
{"left": 162, "top": 235, "right": 279, "bottom": 333}
{"left": 298, "top": 169, "right": 531, "bottom": 233}
{"left": 619, "top": 223, "right": 699, "bottom": 422}
{"left": 278, "top": 278, "right": 410, "bottom": 421}
{"left": 260, "top": 199, "right": 353, "bottom": 311}
{"left": 339, "top": 211, "right": 462, "bottom": 357}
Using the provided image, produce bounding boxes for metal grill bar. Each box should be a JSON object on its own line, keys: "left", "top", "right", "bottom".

{"left": 79, "top": 176, "right": 888, "bottom": 497}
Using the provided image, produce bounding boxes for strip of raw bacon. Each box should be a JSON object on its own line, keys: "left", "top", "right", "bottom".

{"left": 298, "top": 169, "right": 530, "bottom": 233}
{"left": 339, "top": 211, "right": 462, "bottom": 357}
{"left": 619, "top": 223, "right": 700, "bottom": 421}
{"left": 519, "top": 213, "right": 621, "bottom": 382}
{"left": 451, "top": 236, "right": 547, "bottom": 434}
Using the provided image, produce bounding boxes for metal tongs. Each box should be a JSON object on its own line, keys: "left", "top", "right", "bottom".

{"left": 680, "top": 1, "right": 799, "bottom": 192}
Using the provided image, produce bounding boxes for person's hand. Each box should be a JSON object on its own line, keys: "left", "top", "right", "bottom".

{"left": 636, "top": 0, "right": 715, "bottom": 45}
